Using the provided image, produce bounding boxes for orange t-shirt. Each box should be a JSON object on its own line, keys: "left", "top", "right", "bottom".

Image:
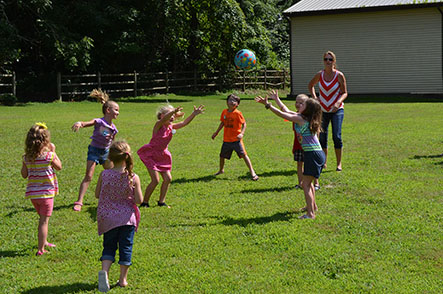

{"left": 220, "top": 108, "right": 245, "bottom": 142}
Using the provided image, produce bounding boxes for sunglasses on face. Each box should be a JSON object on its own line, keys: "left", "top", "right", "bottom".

{"left": 324, "top": 58, "right": 334, "bottom": 62}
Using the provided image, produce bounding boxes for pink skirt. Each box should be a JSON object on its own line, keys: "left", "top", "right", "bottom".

{"left": 137, "top": 144, "right": 172, "bottom": 172}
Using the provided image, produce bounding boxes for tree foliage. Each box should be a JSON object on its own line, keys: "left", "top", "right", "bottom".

{"left": 0, "top": 0, "right": 296, "bottom": 98}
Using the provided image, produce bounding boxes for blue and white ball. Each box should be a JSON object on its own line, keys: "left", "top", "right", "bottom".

{"left": 234, "top": 49, "right": 256, "bottom": 70}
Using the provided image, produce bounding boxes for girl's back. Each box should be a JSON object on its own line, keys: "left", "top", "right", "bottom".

{"left": 97, "top": 169, "right": 139, "bottom": 235}
{"left": 24, "top": 151, "right": 58, "bottom": 199}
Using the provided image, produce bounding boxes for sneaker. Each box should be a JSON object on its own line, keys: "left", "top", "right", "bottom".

{"left": 295, "top": 184, "right": 302, "bottom": 189}
{"left": 98, "top": 270, "right": 110, "bottom": 292}
{"left": 314, "top": 185, "right": 320, "bottom": 191}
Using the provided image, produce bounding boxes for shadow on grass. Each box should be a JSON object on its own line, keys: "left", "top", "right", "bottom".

{"left": 173, "top": 174, "right": 217, "bottom": 184}
{"left": 21, "top": 283, "right": 96, "bottom": 294}
{"left": 241, "top": 185, "right": 294, "bottom": 193}
{"left": 86, "top": 206, "right": 97, "bottom": 222}
{"left": 0, "top": 250, "right": 28, "bottom": 257}
{"left": 412, "top": 153, "right": 443, "bottom": 165}
{"left": 236, "top": 169, "right": 296, "bottom": 181}
{"left": 220, "top": 210, "right": 297, "bottom": 227}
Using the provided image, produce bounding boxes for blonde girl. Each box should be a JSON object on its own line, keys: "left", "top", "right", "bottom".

{"left": 95, "top": 140, "right": 143, "bottom": 291}
{"left": 71, "top": 89, "right": 119, "bottom": 211}
{"left": 256, "top": 92, "right": 325, "bottom": 219}
{"left": 137, "top": 104, "right": 204, "bottom": 208}
{"left": 21, "top": 123, "right": 62, "bottom": 256}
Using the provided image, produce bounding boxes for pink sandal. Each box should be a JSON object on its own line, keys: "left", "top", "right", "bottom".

{"left": 73, "top": 202, "right": 83, "bottom": 211}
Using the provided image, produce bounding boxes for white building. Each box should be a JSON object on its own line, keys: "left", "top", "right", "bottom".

{"left": 283, "top": 0, "right": 443, "bottom": 97}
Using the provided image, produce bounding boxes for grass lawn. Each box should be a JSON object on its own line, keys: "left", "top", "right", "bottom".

{"left": 0, "top": 93, "right": 441, "bottom": 293}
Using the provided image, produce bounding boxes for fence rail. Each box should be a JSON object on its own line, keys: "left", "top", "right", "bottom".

{"left": 0, "top": 72, "right": 16, "bottom": 96}
{"left": 57, "top": 69, "right": 289, "bottom": 101}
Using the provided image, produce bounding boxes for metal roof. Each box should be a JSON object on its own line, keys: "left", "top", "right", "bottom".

{"left": 284, "top": 0, "right": 443, "bottom": 15}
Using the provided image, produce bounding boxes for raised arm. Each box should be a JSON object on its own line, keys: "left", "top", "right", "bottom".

{"left": 255, "top": 96, "right": 305, "bottom": 125}
{"left": 72, "top": 119, "right": 96, "bottom": 132}
{"left": 153, "top": 107, "right": 183, "bottom": 133}
{"left": 268, "top": 89, "right": 295, "bottom": 114}
{"left": 173, "top": 105, "right": 205, "bottom": 130}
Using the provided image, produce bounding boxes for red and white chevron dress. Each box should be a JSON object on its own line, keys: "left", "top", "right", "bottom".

{"left": 318, "top": 70, "right": 343, "bottom": 113}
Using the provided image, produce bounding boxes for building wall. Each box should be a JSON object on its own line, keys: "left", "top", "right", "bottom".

{"left": 289, "top": 7, "right": 443, "bottom": 95}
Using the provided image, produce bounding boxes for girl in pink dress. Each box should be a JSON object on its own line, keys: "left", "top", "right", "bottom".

{"left": 137, "top": 104, "right": 204, "bottom": 208}
{"left": 95, "top": 140, "right": 143, "bottom": 291}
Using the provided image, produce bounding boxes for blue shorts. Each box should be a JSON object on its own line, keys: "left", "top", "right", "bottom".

{"left": 220, "top": 141, "right": 246, "bottom": 159}
{"left": 87, "top": 145, "right": 109, "bottom": 165}
{"left": 303, "top": 150, "right": 325, "bottom": 179}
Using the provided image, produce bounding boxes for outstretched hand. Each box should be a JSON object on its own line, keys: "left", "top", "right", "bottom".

{"left": 174, "top": 106, "right": 185, "bottom": 118}
{"left": 193, "top": 104, "right": 205, "bottom": 115}
{"left": 268, "top": 89, "right": 279, "bottom": 101}
{"left": 254, "top": 96, "right": 268, "bottom": 105}
{"left": 72, "top": 122, "right": 81, "bottom": 132}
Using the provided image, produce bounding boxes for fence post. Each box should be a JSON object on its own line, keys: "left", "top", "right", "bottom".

{"left": 264, "top": 67, "right": 267, "bottom": 90}
{"left": 165, "top": 71, "right": 169, "bottom": 94}
{"left": 133, "top": 70, "right": 137, "bottom": 97}
{"left": 12, "top": 71, "right": 16, "bottom": 97}
{"left": 98, "top": 72, "right": 101, "bottom": 89}
{"left": 242, "top": 70, "right": 246, "bottom": 92}
{"left": 282, "top": 69, "right": 286, "bottom": 90}
{"left": 57, "top": 72, "right": 61, "bottom": 101}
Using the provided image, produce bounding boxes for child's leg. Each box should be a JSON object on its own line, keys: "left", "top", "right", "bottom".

{"left": 37, "top": 215, "right": 50, "bottom": 253}
{"left": 117, "top": 225, "right": 135, "bottom": 287}
{"left": 119, "top": 265, "right": 130, "bottom": 287}
{"left": 241, "top": 154, "right": 258, "bottom": 179}
{"left": 297, "top": 161, "right": 304, "bottom": 186}
{"left": 74, "top": 160, "right": 96, "bottom": 210}
{"left": 142, "top": 168, "right": 160, "bottom": 204}
{"left": 159, "top": 171, "right": 172, "bottom": 206}
{"left": 215, "top": 156, "right": 225, "bottom": 175}
{"left": 301, "top": 175, "right": 316, "bottom": 218}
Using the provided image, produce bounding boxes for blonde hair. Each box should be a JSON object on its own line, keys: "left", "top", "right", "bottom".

{"left": 295, "top": 94, "right": 309, "bottom": 101}
{"left": 323, "top": 50, "right": 338, "bottom": 69}
{"left": 108, "top": 140, "right": 135, "bottom": 186}
{"left": 156, "top": 104, "right": 184, "bottom": 120}
{"left": 24, "top": 124, "right": 51, "bottom": 161}
{"left": 89, "top": 88, "right": 117, "bottom": 115}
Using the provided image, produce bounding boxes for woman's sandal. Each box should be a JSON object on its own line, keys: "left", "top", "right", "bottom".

{"left": 158, "top": 201, "right": 171, "bottom": 208}
{"left": 73, "top": 201, "right": 83, "bottom": 211}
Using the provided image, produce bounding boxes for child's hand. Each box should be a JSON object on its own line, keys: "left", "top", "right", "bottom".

{"left": 237, "top": 134, "right": 243, "bottom": 139}
{"left": 254, "top": 96, "right": 268, "bottom": 105}
{"left": 211, "top": 133, "right": 217, "bottom": 140}
{"left": 49, "top": 143, "right": 56, "bottom": 152}
{"left": 72, "top": 122, "right": 82, "bottom": 132}
{"left": 193, "top": 105, "right": 205, "bottom": 115}
{"left": 268, "top": 89, "right": 279, "bottom": 101}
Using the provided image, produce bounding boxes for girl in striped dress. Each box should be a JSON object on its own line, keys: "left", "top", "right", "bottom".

{"left": 21, "top": 123, "right": 62, "bottom": 255}
{"left": 255, "top": 93, "right": 325, "bottom": 219}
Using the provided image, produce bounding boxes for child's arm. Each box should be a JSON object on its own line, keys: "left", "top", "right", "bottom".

{"left": 255, "top": 96, "right": 304, "bottom": 125}
{"left": 268, "top": 89, "right": 295, "bottom": 114}
{"left": 173, "top": 105, "right": 205, "bottom": 130}
{"left": 212, "top": 121, "right": 224, "bottom": 140}
{"left": 153, "top": 107, "right": 183, "bottom": 133}
{"left": 49, "top": 143, "right": 62, "bottom": 171}
{"left": 238, "top": 122, "right": 246, "bottom": 139}
{"left": 132, "top": 174, "right": 143, "bottom": 204}
{"left": 21, "top": 161, "right": 28, "bottom": 178}
{"left": 72, "top": 119, "right": 96, "bottom": 132}
{"left": 95, "top": 172, "right": 103, "bottom": 199}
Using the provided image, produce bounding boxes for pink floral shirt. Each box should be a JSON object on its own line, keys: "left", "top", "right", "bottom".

{"left": 97, "top": 169, "right": 140, "bottom": 235}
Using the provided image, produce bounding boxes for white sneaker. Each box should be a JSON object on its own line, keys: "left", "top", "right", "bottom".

{"left": 98, "top": 270, "right": 110, "bottom": 292}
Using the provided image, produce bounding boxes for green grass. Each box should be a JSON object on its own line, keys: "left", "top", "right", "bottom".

{"left": 0, "top": 94, "right": 442, "bottom": 293}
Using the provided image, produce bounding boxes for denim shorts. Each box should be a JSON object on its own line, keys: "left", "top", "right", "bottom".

{"left": 303, "top": 150, "right": 326, "bottom": 179}
{"left": 220, "top": 141, "right": 246, "bottom": 159}
{"left": 101, "top": 225, "right": 136, "bottom": 266}
{"left": 87, "top": 145, "right": 109, "bottom": 165}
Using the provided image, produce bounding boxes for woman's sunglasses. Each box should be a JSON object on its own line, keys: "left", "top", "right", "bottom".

{"left": 324, "top": 58, "right": 334, "bottom": 61}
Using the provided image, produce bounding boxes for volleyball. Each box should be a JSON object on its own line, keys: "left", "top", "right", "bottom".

{"left": 234, "top": 49, "right": 256, "bottom": 70}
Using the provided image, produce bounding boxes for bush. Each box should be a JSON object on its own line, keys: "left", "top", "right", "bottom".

{"left": 0, "top": 94, "right": 17, "bottom": 106}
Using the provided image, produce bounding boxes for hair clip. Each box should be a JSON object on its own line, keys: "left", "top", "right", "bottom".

{"left": 35, "top": 122, "right": 48, "bottom": 129}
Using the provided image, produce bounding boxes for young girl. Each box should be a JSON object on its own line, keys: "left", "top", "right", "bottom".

{"left": 21, "top": 123, "right": 62, "bottom": 256}
{"left": 268, "top": 90, "right": 320, "bottom": 190}
{"left": 95, "top": 140, "right": 143, "bottom": 292}
{"left": 255, "top": 92, "right": 325, "bottom": 219}
{"left": 72, "top": 89, "right": 119, "bottom": 211}
{"left": 137, "top": 104, "right": 204, "bottom": 208}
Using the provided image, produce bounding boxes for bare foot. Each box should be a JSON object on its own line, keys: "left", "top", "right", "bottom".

{"left": 214, "top": 171, "right": 224, "bottom": 176}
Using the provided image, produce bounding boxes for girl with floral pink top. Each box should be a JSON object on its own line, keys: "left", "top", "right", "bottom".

{"left": 95, "top": 141, "right": 143, "bottom": 291}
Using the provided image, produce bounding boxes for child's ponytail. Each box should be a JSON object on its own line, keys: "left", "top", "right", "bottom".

{"left": 108, "top": 140, "right": 134, "bottom": 187}
{"left": 89, "top": 88, "right": 115, "bottom": 115}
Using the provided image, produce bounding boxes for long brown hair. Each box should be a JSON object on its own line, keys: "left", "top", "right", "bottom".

{"left": 301, "top": 98, "right": 323, "bottom": 135}
{"left": 89, "top": 88, "right": 117, "bottom": 115}
{"left": 24, "top": 123, "right": 51, "bottom": 162}
{"left": 108, "top": 140, "right": 134, "bottom": 186}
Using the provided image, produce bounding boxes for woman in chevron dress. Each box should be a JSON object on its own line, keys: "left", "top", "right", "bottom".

{"left": 308, "top": 51, "right": 348, "bottom": 171}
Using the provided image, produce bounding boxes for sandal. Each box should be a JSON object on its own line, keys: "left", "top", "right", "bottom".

{"left": 98, "top": 270, "right": 110, "bottom": 292}
{"left": 158, "top": 201, "right": 171, "bottom": 208}
{"left": 251, "top": 175, "right": 259, "bottom": 181}
{"left": 314, "top": 185, "right": 320, "bottom": 191}
{"left": 46, "top": 243, "right": 56, "bottom": 248}
{"left": 295, "top": 184, "right": 302, "bottom": 189}
{"left": 299, "top": 214, "right": 314, "bottom": 220}
{"left": 139, "top": 202, "right": 150, "bottom": 208}
{"left": 73, "top": 201, "right": 83, "bottom": 211}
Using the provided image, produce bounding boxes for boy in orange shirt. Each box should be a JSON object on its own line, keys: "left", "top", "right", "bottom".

{"left": 212, "top": 94, "right": 259, "bottom": 181}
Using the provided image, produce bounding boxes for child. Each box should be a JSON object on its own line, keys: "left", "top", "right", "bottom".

{"left": 212, "top": 94, "right": 259, "bottom": 181}
{"left": 71, "top": 89, "right": 119, "bottom": 211}
{"left": 269, "top": 91, "right": 320, "bottom": 190}
{"left": 137, "top": 104, "right": 205, "bottom": 208}
{"left": 21, "top": 123, "right": 62, "bottom": 256}
{"left": 255, "top": 92, "right": 325, "bottom": 219}
{"left": 95, "top": 140, "right": 143, "bottom": 292}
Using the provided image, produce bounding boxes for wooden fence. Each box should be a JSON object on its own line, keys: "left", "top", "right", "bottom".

{"left": 57, "top": 69, "right": 289, "bottom": 101}
{"left": 0, "top": 72, "right": 16, "bottom": 96}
